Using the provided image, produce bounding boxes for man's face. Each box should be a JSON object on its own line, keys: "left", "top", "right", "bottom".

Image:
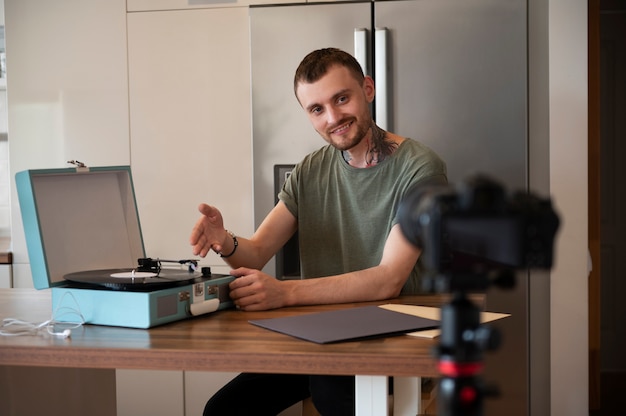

{"left": 295, "top": 65, "right": 375, "bottom": 151}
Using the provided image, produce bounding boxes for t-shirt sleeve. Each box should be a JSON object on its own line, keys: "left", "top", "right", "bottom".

{"left": 278, "top": 163, "right": 300, "bottom": 219}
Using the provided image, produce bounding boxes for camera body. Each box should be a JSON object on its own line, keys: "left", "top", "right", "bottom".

{"left": 398, "top": 175, "right": 560, "bottom": 293}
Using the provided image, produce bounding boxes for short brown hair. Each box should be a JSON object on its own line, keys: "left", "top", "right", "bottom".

{"left": 293, "top": 48, "right": 365, "bottom": 97}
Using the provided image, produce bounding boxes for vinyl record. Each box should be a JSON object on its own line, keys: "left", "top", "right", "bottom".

{"left": 64, "top": 268, "right": 200, "bottom": 291}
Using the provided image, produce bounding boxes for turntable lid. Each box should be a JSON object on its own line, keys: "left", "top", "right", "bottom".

{"left": 15, "top": 166, "right": 146, "bottom": 289}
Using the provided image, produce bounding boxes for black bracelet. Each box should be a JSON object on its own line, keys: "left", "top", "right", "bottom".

{"left": 220, "top": 230, "right": 238, "bottom": 258}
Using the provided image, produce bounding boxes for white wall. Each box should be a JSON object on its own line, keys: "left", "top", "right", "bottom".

{"left": 0, "top": 3, "right": 8, "bottom": 238}
{"left": 0, "top": 125, "right": 8, "bottom": 238}
{"left": 549, "top": 0, "right": 589, "bottom": 414}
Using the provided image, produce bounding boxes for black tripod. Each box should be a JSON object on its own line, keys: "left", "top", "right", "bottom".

{"left": 436, "top": 288, "right": 501, "bottom": 416}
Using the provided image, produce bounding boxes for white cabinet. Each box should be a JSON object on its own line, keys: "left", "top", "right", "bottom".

{"left": 127, "top": 7, "right": 254, "bottom": 262}
{"left": 116, "top": 370, "right": 302, "bottom": 416}
{"left": 116, "top": 370, "right": 185, "bottom": 416}
{"left": 5, "top": 0, "right": 131, "bottom": 287}
{"left": 123, "top": 7, "right": 255, "bottom": 415}
{"left": 7, "top": 2, "right": 256, "bottom": 413}
{"left": 127, "top": 0, "right": 302, "bottom": 12}
{"left": 0, "top": 264, "right": 10, "bottom": 288}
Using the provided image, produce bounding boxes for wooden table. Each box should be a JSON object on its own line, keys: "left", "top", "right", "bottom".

{"left": 0, "top": 289, "right": 453, "bottom": 415}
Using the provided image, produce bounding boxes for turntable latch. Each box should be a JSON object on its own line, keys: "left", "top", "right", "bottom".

{"left": 207, "top": 285, "right": 218, "bottom": 296}
{"left": 67, "top": 160, "right": 90, "bottom": 172}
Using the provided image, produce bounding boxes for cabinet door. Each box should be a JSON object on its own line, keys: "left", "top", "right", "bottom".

{"left": 375, "top": 2, "right": 529, "bottom": 416}
{"left": 116, "top": 370, "right": 184, "bottom": 416}
{"left": 6, "top": 0, "right": 130, "bottom": 287}
{"left": 375, "top": 0, "right": 527, "bottom": 188}
{"left": 127, "top": 8, "right": 254, "bottom": 265}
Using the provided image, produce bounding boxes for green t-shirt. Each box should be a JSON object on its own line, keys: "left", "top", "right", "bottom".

{"left": 278, "top": 138, "right": 447, "bottom": 294}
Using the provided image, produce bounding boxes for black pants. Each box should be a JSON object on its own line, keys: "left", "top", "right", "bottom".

{"left": 203, "top": 373, "right": 355, "bottom": 416}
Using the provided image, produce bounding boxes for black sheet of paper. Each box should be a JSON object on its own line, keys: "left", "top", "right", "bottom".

{"left": 249, "top": 305, "right": 440, "bottom": 344}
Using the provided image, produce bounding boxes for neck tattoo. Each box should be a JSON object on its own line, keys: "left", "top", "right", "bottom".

{"left": 342, "top": 140, "right": 379, "bottom": 166}
{"left": 342, "top": 123, "right": 397, "bottom": 167}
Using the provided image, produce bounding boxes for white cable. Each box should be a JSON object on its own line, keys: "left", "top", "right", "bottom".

{"left": 0, "top": 317, "right": 51, "bottom": 336}
{"left": 0, "top": 292, "right": 85, "bottom": 337}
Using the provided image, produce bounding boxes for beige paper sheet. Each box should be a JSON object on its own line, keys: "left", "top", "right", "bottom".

{"left": 379, "top": 304, "right": 510, "bottom": 339}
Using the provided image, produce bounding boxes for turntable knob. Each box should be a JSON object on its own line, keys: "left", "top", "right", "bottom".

{"left": 201, "top": 267, "right": 212, "bottom": 277}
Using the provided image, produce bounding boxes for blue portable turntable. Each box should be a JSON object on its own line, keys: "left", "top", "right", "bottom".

{"left": 15, "top": 165, "right": 234, "bottom": 328}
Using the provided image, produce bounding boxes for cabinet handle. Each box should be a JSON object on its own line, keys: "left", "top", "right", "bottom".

{"left": 354, "top": 28, "right": 369, "bottom": 76}
{"left": 375, "top": 27, "right": 389, "bottom": 130}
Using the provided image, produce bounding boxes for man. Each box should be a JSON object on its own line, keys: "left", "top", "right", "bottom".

{"left": 190, "top": 48, "right": 446, "bottom": 415}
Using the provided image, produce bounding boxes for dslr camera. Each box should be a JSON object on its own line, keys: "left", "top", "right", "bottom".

{"left": 398, "top": 174, "right": 560, "bottom": 293}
